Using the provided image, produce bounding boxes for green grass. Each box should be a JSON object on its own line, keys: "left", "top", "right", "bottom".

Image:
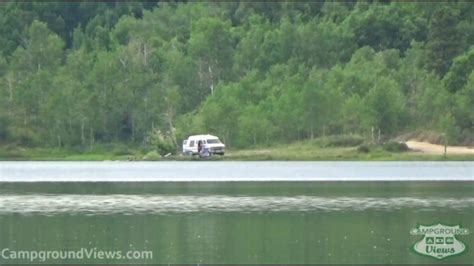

{"left": 223, "top": 142, "right": 473, "bottom": 161}
{"left": 0, "top": 145, "right": 131, "bottom": 161}
{"left": 0, "top": 137, "right": 472, "bottom": 161}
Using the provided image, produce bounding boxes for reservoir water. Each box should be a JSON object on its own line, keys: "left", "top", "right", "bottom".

{"left": 0, "top": 161, "right": 472, "bottom": 264}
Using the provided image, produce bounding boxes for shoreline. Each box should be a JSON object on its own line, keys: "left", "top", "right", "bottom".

{"left": 1, "top": 152, "right": 473, "bottom": 162}
{"left": 1, "top": 140, "right": 473, "bottom": 162}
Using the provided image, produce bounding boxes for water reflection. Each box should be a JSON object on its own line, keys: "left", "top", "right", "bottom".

{"left": 0, "top": 194, "right": 472, "bottom": 216}
{"left": 1, "top": 161, "right": 472, "bottom": 181}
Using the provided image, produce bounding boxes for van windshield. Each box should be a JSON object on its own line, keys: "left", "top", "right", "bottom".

{"left": 207, "top": 139, "right": 221, "bottom": 144}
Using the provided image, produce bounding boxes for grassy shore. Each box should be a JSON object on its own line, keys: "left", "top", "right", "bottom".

{"left": 1, "top": 137, "right": 472, "bottom": 161}
{"left": 225, "top": 145, "right": 473, "bottom": 161}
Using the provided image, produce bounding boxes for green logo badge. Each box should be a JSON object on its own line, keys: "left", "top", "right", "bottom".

{"left": 410, "top": 223, "right": 470, "bottom": 259}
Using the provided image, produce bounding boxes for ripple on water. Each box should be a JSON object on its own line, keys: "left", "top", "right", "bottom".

{"left": 0, "top": 194, "right": 472, "bottom": 216}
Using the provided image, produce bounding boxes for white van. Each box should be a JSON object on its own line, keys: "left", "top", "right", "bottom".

{"left": 182, "top": 134, "right": 225, "bottom": 155}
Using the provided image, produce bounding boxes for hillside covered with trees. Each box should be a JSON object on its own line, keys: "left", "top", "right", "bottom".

{"left": 0, "top": 2, "right": 472, "bottom": 155}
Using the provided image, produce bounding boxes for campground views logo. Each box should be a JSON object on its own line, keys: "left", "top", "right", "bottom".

{"left": 410, "top": 223, "right": 470, "bottom": 259}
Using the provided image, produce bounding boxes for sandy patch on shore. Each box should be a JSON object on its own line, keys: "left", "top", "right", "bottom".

{"left": 406, "top": 140, "right": 474, "bottom": 155}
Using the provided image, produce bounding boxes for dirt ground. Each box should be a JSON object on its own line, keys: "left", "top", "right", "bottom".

{"left": 406, "top": 140, "right": 474, "bottom": 155}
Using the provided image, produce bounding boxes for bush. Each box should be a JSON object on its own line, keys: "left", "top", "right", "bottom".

{"left": 147, "top": 129, "right": 175, "bottom": 155}
{"left": 357, "top": 144, "right": 370, "bottom": 153}
{"left": 0, "top": 145, "right": 23, "bottom": 158}
{"left": 383, "top": 141, "right": 409, "bottom": 152}
{"left": 316, "top": 135, "right": 365, "bottom": 147}
{"left": 111, "top": 144, "right": 130, "bottom": 156}
{"left": 156, "top": 141, "right": 174, "bottom": 156}
{"left": 68, "top": 145, "right": 86, "bottom": 154}
{"left": 0, "top": 116, "right": 10, "bottom": 140}
{"left": 458, "top": 129, "right": 474, "bottom": 146}
{"left": 8, "top": 126, "right": 41, "bottom": 146}
{"left": 143, "top": 150, "right": 161, "bottom": 161}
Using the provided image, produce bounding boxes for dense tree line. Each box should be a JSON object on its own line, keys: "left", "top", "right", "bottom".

{"left": 0, "top": 2, "right": 472, "bottom": 151}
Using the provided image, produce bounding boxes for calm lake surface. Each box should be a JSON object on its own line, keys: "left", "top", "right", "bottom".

{"left": 0, "top": 161, "right": 472, "bottom": 264}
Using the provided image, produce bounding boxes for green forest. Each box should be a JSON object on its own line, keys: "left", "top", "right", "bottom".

{"left": 0, "top": 2, "right": 472, "bottom": 156}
